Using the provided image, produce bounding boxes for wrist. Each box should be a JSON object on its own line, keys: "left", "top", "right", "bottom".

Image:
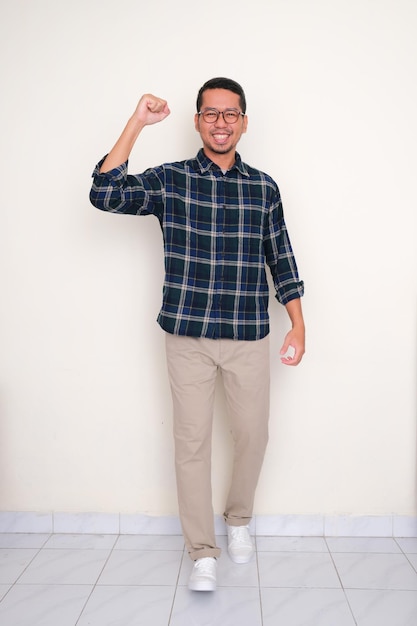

{"left": 291, "top": 319, "right": 305, "bottom": 330}
{"left": 127, "top": 114, "right": 146, "bottom": 136}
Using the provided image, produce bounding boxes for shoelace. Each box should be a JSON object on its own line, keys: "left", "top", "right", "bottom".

{"left": 195, "top": 558, "right": 215, "bottom": 574}
{"left": 229, "top": 526, "right": 250, "bottom": 542}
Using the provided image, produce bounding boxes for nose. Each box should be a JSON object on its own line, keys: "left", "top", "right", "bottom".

{"left": 214, "top": 112, "right": 228, "bottom": 127}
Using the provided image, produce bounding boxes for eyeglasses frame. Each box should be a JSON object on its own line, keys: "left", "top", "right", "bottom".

{"left": 197, "top": 108, "right": 245, "bottom": 124}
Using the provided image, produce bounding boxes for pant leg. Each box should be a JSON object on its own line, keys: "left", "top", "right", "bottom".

{"left": 220, "top": 336, "right": 270, "bottom": 526}
{"left": 165, "top": 333, "right": 221, "bottom": 560}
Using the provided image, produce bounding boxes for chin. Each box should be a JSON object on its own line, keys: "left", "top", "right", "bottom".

{"left": 210, "top": 144, "right": 234, "bottom": 155}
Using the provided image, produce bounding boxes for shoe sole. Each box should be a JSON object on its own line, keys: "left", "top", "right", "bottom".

{"left": 228, "top": 552, "right": 254, "bottom": 564}
{"left": 188, "top": 581, "right": 216, "bottom": 591}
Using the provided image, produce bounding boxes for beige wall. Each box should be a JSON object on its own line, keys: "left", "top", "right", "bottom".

{"left": 0, "top": 0, "right": 416, "bottom": 517}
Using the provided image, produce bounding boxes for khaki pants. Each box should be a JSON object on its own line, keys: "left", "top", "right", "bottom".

{"left": 165, "top": 333, "right": 270, "bottom": 560}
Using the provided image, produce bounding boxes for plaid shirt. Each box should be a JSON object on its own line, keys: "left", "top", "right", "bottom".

{"left": 90, "top": 149, "right": 304, "bottom": 340}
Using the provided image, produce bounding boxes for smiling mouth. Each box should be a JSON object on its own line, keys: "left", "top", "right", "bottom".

{"left": 211, "top": 133, "right": 231, "bottom": 145}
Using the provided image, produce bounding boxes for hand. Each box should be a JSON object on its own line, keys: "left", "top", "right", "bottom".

{"left": 133, "top": 93, "right": 170, "bottom": 126}
{"left": 279, "top": 325, "right": 305, "bottom": 366}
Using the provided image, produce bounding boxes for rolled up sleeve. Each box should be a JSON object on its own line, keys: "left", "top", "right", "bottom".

{"left": 89, "top": 156, "right": 162, "bottom": 216}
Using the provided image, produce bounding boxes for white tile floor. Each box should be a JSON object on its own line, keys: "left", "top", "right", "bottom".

{"left": 0, "top": 533, "right": 416, "bottom": 625}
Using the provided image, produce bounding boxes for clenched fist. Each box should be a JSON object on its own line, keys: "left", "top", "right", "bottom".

{"left": 133, "top": 94, "right": 171, "bottom": 126}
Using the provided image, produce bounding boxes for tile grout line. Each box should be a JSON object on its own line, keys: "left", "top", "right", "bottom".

{"left": 74, "top": 533, "right": 119, "bottom": 626}
{"left": 254, "top": 537, "right": 264, "bottom": 626}
{"left": 0, "top": 535, "right": 54, "bottom": 609}
{"left": 394, "top": 536, "right": 417, "bottom": 574}
{"left": 167, "top": 546, "right": 186, "bottom": 626}
{"left": 11, "top": 541, "right": 51, "bottom": 585}
{"left": 324, "top": 536, "right": 358, "bottom": 626}
{"left": 403, "top": 553, "right": 417, "bottom": 575}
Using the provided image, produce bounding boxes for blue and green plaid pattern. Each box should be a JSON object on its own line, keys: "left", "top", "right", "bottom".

{"left": 90, "top": 150, "right": 304, "bottom": 340}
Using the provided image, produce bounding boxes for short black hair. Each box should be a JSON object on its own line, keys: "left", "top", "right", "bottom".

{"left": 196, "top": 77, "right": 247, "bottom": 114}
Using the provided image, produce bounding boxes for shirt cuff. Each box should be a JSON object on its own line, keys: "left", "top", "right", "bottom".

{"left": 276, "top": 281, "right": 304, "bottom": 305}
{"left": 91, "top": 155, "right": 128, "bottom": 181}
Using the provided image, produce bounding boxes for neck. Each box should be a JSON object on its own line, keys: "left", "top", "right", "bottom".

{"left": 203, "top": 148, "right": 236, "bottom": 171}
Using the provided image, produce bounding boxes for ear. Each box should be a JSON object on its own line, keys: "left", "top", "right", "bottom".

{"left": 194, "top": 113, "right": 200, "bottom": 132}
{"left": 242, "top": 115, "right": 248, "bottom": 134}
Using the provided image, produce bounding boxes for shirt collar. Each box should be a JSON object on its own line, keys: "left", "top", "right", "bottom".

{"left": 195, "top": 149, "right": 250, "bottom": 177}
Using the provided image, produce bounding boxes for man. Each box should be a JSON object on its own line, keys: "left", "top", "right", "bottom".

{"left": 90, "top": 77, "right": 305, "bottom": 591}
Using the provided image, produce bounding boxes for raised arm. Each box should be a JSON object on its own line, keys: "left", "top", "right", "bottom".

{"left": 99, "top": 94, "right": 170, "bottom": 173}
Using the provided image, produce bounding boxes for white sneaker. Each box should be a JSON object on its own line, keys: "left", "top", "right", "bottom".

{"left": 227, "top": 524, "right": 254, "bottom": 563}
{"left": 188, "top": 557, "right": 217, "bottom": 591}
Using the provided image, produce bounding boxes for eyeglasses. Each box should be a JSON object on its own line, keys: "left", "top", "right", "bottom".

{"left": 198, "top": 108, "right": 245, "bottom": 124}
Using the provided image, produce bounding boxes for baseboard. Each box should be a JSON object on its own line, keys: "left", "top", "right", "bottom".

{"left": 0, "top": 512, "right": 416, "bottom": 537}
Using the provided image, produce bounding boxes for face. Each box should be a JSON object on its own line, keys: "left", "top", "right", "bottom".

{"left": 194, "top": 88, "right": 248, "bottom": 166}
